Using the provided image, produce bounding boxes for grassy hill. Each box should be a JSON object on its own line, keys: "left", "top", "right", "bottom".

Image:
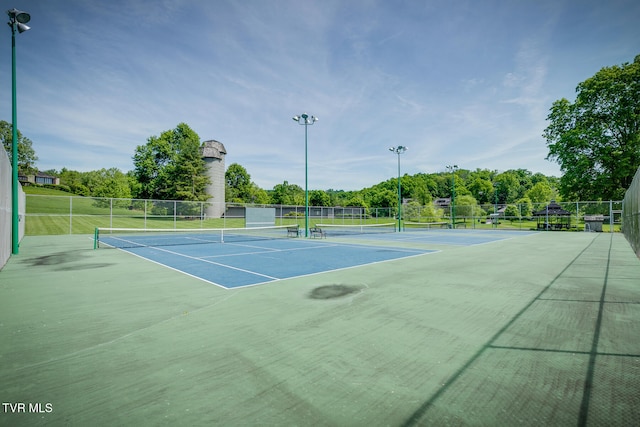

{"left": 22, "top": 185, "right": 245, "bottom": 235}
{"left": 22, "top": 185, "right": 77, "bottom": 196}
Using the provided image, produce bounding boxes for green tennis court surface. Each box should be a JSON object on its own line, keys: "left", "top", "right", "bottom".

{"left": 1, "top": 231, "right": 639, "bottom": 425}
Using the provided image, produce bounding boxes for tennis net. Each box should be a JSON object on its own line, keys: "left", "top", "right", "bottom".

{"left": 403, "top": 221, "right": 451, "bottom": 231}
{"left": 313, "top": 223, "right": 396, "bottom": 236}
{"left": 94, "top": 225, "right": 296, "bottom": 249}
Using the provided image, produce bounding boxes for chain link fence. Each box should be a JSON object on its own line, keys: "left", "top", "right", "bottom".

{"left": 25, "top": 194, "right": 624, "bottom": 236}
{"left": 401, "top": 200, "right": 622, "bottom": 232}
{"left": 622, "top": 166, "right": 640, "bottom": 258}
{"left": 25, "top": 196, "right": 378, "bottom": 235}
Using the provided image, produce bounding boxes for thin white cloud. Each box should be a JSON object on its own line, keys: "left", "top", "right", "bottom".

{"left": 2, "top": 0, "right": 638, "bottom": 189}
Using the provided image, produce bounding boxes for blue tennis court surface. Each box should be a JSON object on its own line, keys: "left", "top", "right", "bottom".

{"left": 347, "top": 228, "right": 539, "bottom": 246}
{"left": 115, "top": 238, "right": 434, "bottom": 289}
{"left": 101, "top": 228, "right": 537, "bottom": 288}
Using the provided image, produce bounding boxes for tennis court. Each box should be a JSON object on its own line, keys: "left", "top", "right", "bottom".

{"left": 1, "top": 229, "right": 640, "bottom": 426}
{"left": 96, "top": 226, "right": 435, "bottom": 288}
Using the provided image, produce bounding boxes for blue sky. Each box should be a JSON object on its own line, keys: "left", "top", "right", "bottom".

{"left": 2, "top": 0, "right": 638, "bottom": 191}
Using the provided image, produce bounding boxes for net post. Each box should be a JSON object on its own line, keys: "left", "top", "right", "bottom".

{"left": 93, "top": 227, "right": 99, "bottom": 249}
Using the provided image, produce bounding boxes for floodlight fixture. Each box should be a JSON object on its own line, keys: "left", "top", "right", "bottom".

{"left": 16, "top": 22, "right": 29, "bottom": 33}
{"left": 8, "top": 8, "right": 30, "bottom": 24}
{"left": 292, "top": 113, "right": 318, "bottom": 125}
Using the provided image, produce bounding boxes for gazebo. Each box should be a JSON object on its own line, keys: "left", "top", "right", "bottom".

{"left": 533, "top": 200, "right": 572, "bottom": 230}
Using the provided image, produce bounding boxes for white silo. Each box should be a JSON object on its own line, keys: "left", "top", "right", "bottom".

{"left": 201, "top": 140, "right": 227, "bottom": 218}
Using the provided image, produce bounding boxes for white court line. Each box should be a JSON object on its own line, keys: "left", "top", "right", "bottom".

{"left": 116, "top": 239, "right": 436, "bottom": 290}
{"left": 132, "top": 245, "right": 280, "bottom": 280}
{"left": 200, "top": 243, "right": 342, "bottom": 259}
{"left": 229, "top": 250, "right": 439, "bottom": 290}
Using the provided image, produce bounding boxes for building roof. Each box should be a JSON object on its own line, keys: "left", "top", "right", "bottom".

{"left": 201, "top": 140, "right": 227, "bottom": 159}
{"left": 18, "top": 171, "right": 57, "bottom": 179}
{"left": 533, "top": 200, "right": 571, "bottom": 216}
{"left": 434, "top": 198, "right": 451, "bottom": 207}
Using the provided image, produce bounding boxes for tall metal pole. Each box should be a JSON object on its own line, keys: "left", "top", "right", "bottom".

{"left": 304, "top": 122, "right": 308, "bottom": 238}
{"left": 8, "top": 8, "right": 31, "bottom": 255}
{"left": 494, "top": 182, "right": 499, "bottom": 229}
{"left": 11, "top": 22, "right": 19, "bottom": 254}
{"left": 292, "top": 113, "right": 317, "bottom": 237}
{"left": 452, "top": 166, "right": 456, "bottom": 228}
{"left": 389, "top": 146, "right": 407, "bottom": 231}
{"left": 397, "top": 152, "right": 401, "bottom": 231}
{"left": 447, "top": 165, "right": 458, "bottom": 229}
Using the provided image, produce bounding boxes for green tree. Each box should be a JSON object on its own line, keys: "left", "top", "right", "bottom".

{"left": 126, "top": 170, "right": 141, "bottom": 200}
{"left": 525, "top": 181, "right": 554, "bottom": 204}
{"left": 309, "top": 190, "right": 330, "bottom": 206}
{"left": 403, "top": 200, "right": 422, "bottom": 221}
{"left": 516, "top": 197, "right": 533, "bottom": 218}
{"left": 326, "top": 189, "right": 353, "bottom": 207}
{"left": 90, "top": 168, "right": 132, "bottom": 200}
{"left": 504, "top": 204, "right": 521, "bottom": 220}
{"left": 248, "top": 184, "right": 269, "bottom": 204}
{"left": 430, "top": 174, "right": 451, "bottom": 198}
{"left": 411, "top": 185, "right": 433, "bottom": 206}
{"left": 544, "top": 55, "right": 640, "bottom": 200}
{"left": 467, "top": 177, "right": 494, "bottom": 204}
{"left": 408, "top": 173, "right": 434, "bottom": 205}
{"left": 1, "top": 120, "right": 38, "bottom": 173}
{"left": 510, "top": 169, "right": 533, "bottom": 201}
{"left": 418, "top": 203, "right": 444, "bottom": 221}
{"left": 494, "top": 171, "right": 520, "bottom": 203}
{"left": 369, "top": 188, "right": 397, "bottom": 208}
{"left": 88, "top": 168, "right": 133, "bottom": 208}
{"left": 270, "top": 181, "right": 303, "bottom": 205}
{"left": 455, "top": 194, "right": 482, "bottom": 223}
{"left": 345, "top": 193, "right": 367, "bottom": 208}
{"left": 132, "top": 123, "right": 210, "bottom": 201}
{"left": 172, "top": 139, "right": 210, "bottom": 201}
{"left": 59, "top": 168, "right": 90, "bottom": 195}
{"left": 397, "top": 174, "right": 419, "bottom": 200}
{"left": 225, "top": 163, "right": 252, "bottom": 202}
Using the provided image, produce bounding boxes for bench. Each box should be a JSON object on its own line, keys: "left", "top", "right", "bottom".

{"left": 309, "top": 227, "right": 326, "bottom": 238}
{"left": 287, "top": 225, "right": 300, "bottom": 237}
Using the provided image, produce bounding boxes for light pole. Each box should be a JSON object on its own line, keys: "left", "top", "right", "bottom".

{"left": 446, "top": 165, "right": 458, "bottom": 229}
{"left": 493, "top": 182, "right": 499, "bottom": 229}
{"left": 292, "top": 113, "right": 318, "bottom": 237}
{"left": 389, "top": 146, "right": 408, "bottom": 231}
{"left": 8, "top": 8, "right": 31, "bottom": 255}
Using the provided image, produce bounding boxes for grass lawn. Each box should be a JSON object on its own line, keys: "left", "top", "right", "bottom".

{"left": 22, "top": 186, "right": 622, "bottom": 235}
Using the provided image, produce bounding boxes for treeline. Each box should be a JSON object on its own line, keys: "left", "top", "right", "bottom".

{"left": 224, "top": 162, "right": 561, "bottom": 210}
{"left": 39, "top": 160, "right": 561, "bottom": 212}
